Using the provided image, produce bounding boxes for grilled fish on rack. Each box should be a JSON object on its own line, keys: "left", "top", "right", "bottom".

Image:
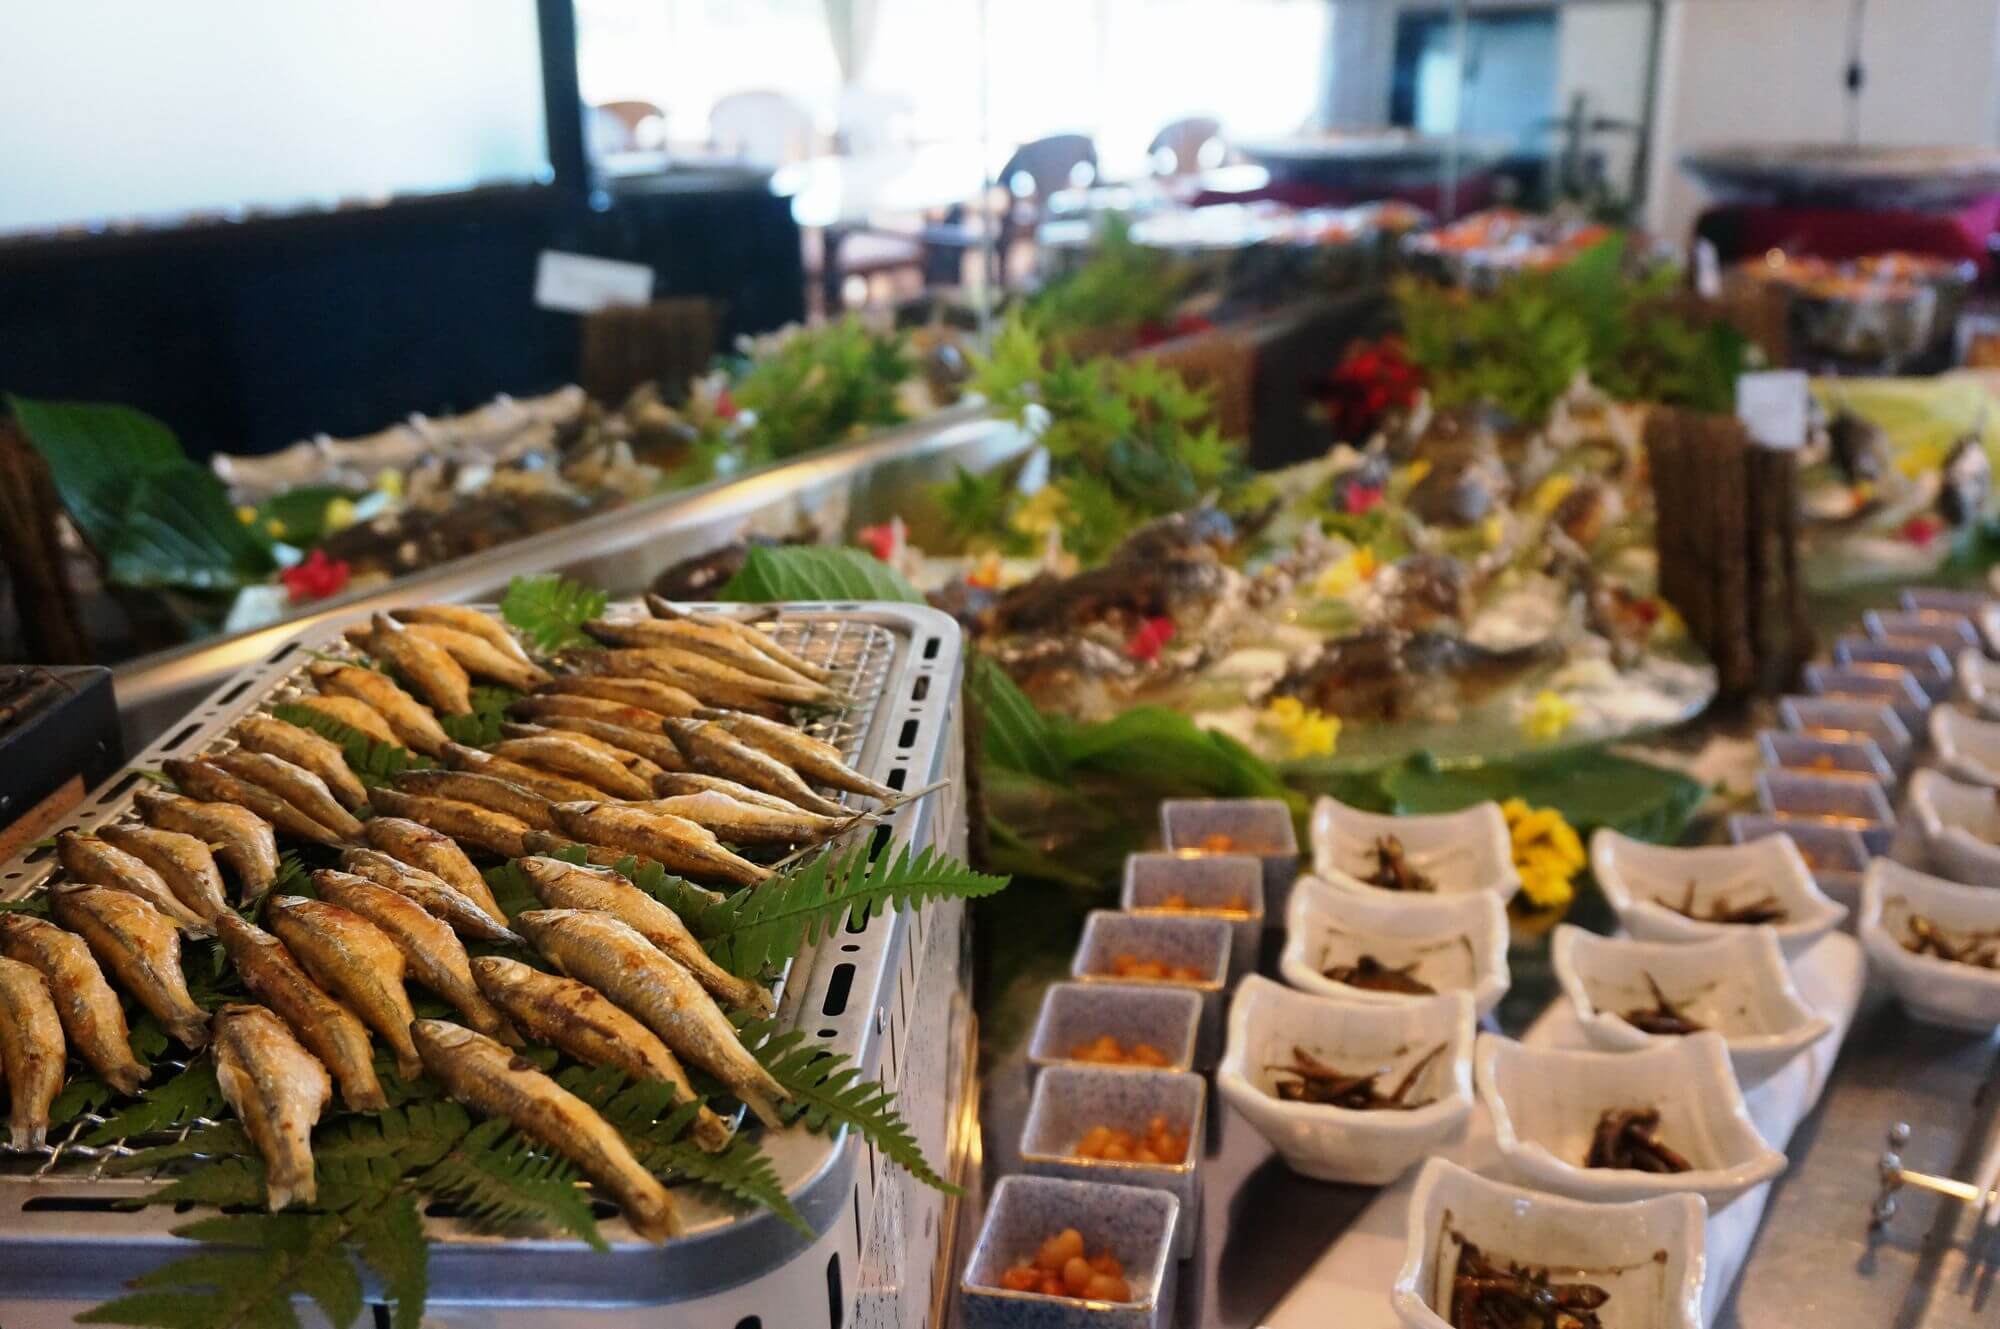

{"left": 286, "top": 694, "right": 401, "bottom": 749}
{"left": 531, "top": 675, "right": 703, "bottom": 719}
{"left": 391, "top": 606, "right": 534, "bottom": 665}
{"left": 367, "top": 788, "right": 532, "bottom": 860}
{"left": 309, "top": 662, "right": 450, "bottom": 756}
{"left": 361, "top": 818, "right": 507, "bottom": 923}
{"left": 517, "top": 909, "right": 790, "bottom": 1128}
{"left": 649, "top": 771, "right": 822, "bottom": 814}
{"left": 601, "top": 642, "right": 834, "bottom": 707}
{"left": 398, "top": 621, "right": 550, "bottom": 692}
{"left": 412, "top": 1019, "right": 680, "bottom": 1241}
{"left": 0, "top": 956, "right": 65, "bottom": 1149}
{"left": 216, "top": 913, "right": 385, "bottom": 1112}
{"left": 561, "top": 650, "right": 788, "bottom": 718}
{"left": 469, "top": 956, "right": 730, "bottom": 1152}
{"left": 514, "top": 835, "right": 726, "bottom": 911}
{"left": 488, "top": 731, "right": 658, "bottom": 801}
{"left": 628, "top": 792, "right": 853, "bottom": 848}
{"left": 440, "top": 742, "right": 611, "bottom": 803}
{"left": 644, "top": 595, "right": 834, "bottom": 684}
{"left": 390, "top": 769, "right": 556, "bottom": 831}
{"left": 96, "top": 824, "right": 233, "bottom": 925}
{"left": 512, "top": 693, "right": 695, "bottom": 731}
{"left": 338, "top": 848, "right": 522, "bottom": 945}
{"left": 266, "top": 896, "right": 423, "bottom": 1082}
{"left": 517, "top": 855, "right": 773, "bottom": 1013}
{"left": 314, "top": 870, "right": 516, "bottom": 1043}
{"left": 50, "top": 883, "right": 210, "bottom": 1050}
{"left": 585, "top": 617, "right": 822, "bottom": 691}
{"left": 133, "top": 787, "right": 279, "bottom": 898}
{"left": 232, "top": 713, "right": 370, "bottom": 812}
{"left": 351, "top": 613, "right": 474, "bottom": 716}
{"left": 552, "top": 802, "right": 772, "bottom": 888}
{"left": 498, "top": 714, "right": 686, "bottom": 773}
{"left": 56, "top": 831, "right": 211, "bottom": 933}
{"left": 209, "top": 750, "right": 366, "bottom": 840}
{"left": 0, "top": 914, "right": 147, "bottom": 1095}
{"left": 663, "top": 719, "right": 846, "bottom": 817}
{"left": 693, "top": 708, "right": 895, "bottom": 801}
{"left": 163, "top": 757, "right": 348, "bottom": 848}
{"left": 211, "top": 1003, "right": 332, "bottom": 1211}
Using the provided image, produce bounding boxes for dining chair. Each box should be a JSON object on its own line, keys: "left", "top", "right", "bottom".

{"left": 921, "top": 133, "right": 1101, "bottom": 289}
{"left": 708, "top": 90, "right": 818, "bottom": 167}
{"left": 597, "top": 100, "right": 668, "bottom": 151}
{"left": 1148, "top": 116, "right": 1225, "bottom": 176}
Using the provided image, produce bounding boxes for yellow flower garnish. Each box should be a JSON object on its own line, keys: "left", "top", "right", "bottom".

{"left": 1523, "top": 689, "right": 1575, "bottom": 742}
{"left": 1502, "top": 797, "right": 1585, "bottom": 916}
{"left": 966, "top": 551, "right": 1003, "bottom": 589}
{"left": 1398, "top": 459, "right": 1433, "bottom": 490}
{"left": 1481, "top": 512, "right": 1507, "bottom": 549}
{"left": 1530, "top": 472, "right": 1577, "bottom": 516}
{"left": 264, "top": 519, "right": 286, "bottom": 539}
{"left": 1895, "top": 442, "right": 1944, "bottom": 481}
{"left": 1259, "top": 696, "right": 1341, "bottom": 759}
{"left": 236, "top": 505, "right": 258, "bottom": 526}
{"left": 322, "top": 496, "right": 359, "bottom": 534}
{"left": 1312, "top": 546, "right": 1379, "bottom": 599}
{"left": 374, "top": 467, "right": 405, "bottom": 499}
{"left": 1009, "top": 486, "right": 1068, "bottom": 539}
{"left": 1652, "top": 603, "right": 1686, "bottom": 641}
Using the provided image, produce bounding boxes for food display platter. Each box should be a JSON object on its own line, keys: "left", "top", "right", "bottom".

{"left": 1680, "top": 143, "right": 2000, "bottom": 209}
{"left": 0, "top": 600, "right": 973, "bottom": 1329}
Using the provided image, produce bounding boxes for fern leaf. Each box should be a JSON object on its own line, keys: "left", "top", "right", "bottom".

{"left": 84, "top": 1061, "right": 223, "bottom": 1145}
{"left": 439, "top": 686, "right": 521, "bottom": 747}
{"left": 109, "top": 1121, "right": 253, "bottom": 1176}
{"left": 652, "top": 1130, "right": 807, "bottom": 1234}
{"left": 270, "top": 702, "right": 434, "bottom": 786}
{"left": 421, "top": 1119, "right": 606, "bottom": 1250}
{"left": 142, "top": 1157, "right": 267, "bottom": 1210}
{"left": 500, "top": 574, "right": 606, "bottom": 652}
{"left": 352, "top": 1192, "right": 429, "bottom": 1329}
{"left": 50, "top": 1071, "right": 115, "bottom": 1127}
{"left": 290, "top": 1250, "right": 365, "bottom": 1329}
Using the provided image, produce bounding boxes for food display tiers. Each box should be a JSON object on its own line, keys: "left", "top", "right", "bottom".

{"left": 1, "top": 601, "right": 976, "bottom": 1329}
{"left": 111, "top": 403, "right": 1033, "bottom": 751}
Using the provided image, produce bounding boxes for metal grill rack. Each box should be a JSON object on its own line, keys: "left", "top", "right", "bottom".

{"left": 0, "top": 601, "right": 970, "bottom": 1329}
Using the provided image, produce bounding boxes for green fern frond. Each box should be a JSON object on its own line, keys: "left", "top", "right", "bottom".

{"left": 421, "top": 1119, "right": 606, "bottom": 1250}
{"left": 351, "top": 1192, "right": 429, "bottom": 1329}
{"left": 83, "top": 1061, "right": 223, "bottom": 1145}
{"left": 109, "top": 1120, "right": 252, "bottom": 1175}
{"left": 81, "top": 1211, "right": 356, "bottom": 1329}
{"left": 270, "top": 702, "right": 434, "bottom": 786}
{"left": 500, "top": 574, "right": 607, "bottom": 653}
{"left": 439, "top": 686, "right": 521, "bottom": 747}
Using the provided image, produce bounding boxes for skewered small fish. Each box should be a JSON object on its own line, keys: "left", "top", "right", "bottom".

{"left": 649, "top": 771, "right": 820, "bottom": 814}
{"left": 362, "top": 817, "right": 507, "bottom": 922}
{"left": 585, "top": 618, "right": 823, "bottom": 690}
{"left": 664, "top": 719, "right": 846, "bottom": 817}
{"left": 57, "top": 831, "right": 211, "bottom": 932}
{"left": 287, "top": 694, "right": 401, "bottom": 749}
{"left": 391, "top": 606, "right": 534, "bottom": 665}
{"left": 211, "top": 1003, "right": 332, "bottom": 1210}
{"left": 97, "top": 823, "right": 233, "bottom": 924}
{"left": 693, "top": 709, "right": 894, "bottom": 801}
{"left": 628, "top": 792, "right": 852, "bottom": 847}
{"left": 50, "top": 884, "right": 210, "bottom": 1049}
{"left": 390, "top": 770, "right": 555, "bottom": 830}
{"left": 607, "top": 642, "right": 834, "bottom": 706}
{"left": 514, "top": 835, "right": 727, "bottom": 910}
{"left": 518, "top": 855, "right": 772, "bottom": 1012}
{"left": 163, "top": 757, "right": 347, "bottom": 848}
{"left": 0, "top": 915, "right": 146, "bottom": 1094}
{"left": 233, "top": 713, "right": 371, "bottom": 812}
{"left": 644, "top": 595, "right": 833, "bottom": 684}
{"left": 310, "top": 662, "right": 451, "bottom": 756}
{"left": 561, "top": 650, "right": 789, "bottom": 717}
{"left": 339, "top": 848, "right": 522, "bottom": 945}
{"left": 552, "top": 802, "right": 772, "bottom": 888}
{"left": 367, "top": 788, "right": 532, "bottom": 860}
{"left": 134, "top": 787, "right": 279, "bottom": 897}
{"left": 488, "top": 731, "right": 657, "bottom": 801}
{"left": 470, "top": 956, "right": 729, "bottom": 1151}
{"left": 267, "top": 896, "right": 423, "bottom": 1081}
{"left": 440, "top": 742, "right": 611, "bottom": 803}
{"left": 314, "top": 870, "right": 516, "bottom": 1043}
{"left": 0, "top": 958, "right": 64, "bottom": 1148}
{"left": 500, "top": 714, "right": 685, "bottom": 773}
{"left": 532, "top": 675, "right": 703, "bottom": 718}
{"left": 510, "top": 694, "right": 680, "bottom": 732}
{"left": 353, "top": 613, "right": 474, "bottom": 716}
{"left": 517, "top": 910, "right": 790, "bottom": 1127}
{"left": 412, "top": 1019, "right": 680, "bottom": 1242}
{"left": 216, "top": 913, "right": 386, "bottom": 1112}
{"left": 209, "top": 750, "right": 365, "bottom": 839}
{"left": 399, "top": 621, "right": 550, "bottom": 691}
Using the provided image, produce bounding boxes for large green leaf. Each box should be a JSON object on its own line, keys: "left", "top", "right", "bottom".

{"left": 1055, "top": 706, "right": 1297, "bottom": 805}
{"left": 1377, "top": 749, "right": 1706, "bottom": 843}
{"left": 717, "top": 545, "right": 924, "bottom": 603}
{"left": 500, "top": 574, "right": 607, "bottom": 652}
{"left": 7, "top": 396, "right": 182, "bottom": 552}
{"left": 104, "top": 464, "right": 276, "bottom": 589}
{"left": 969, "top": 655, "right": 1067, "bottom": 783}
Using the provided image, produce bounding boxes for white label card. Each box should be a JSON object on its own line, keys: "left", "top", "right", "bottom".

{"left": 1736, "top": 370, "right": 1810, "bottom": 450}
{"left": 533, "top": 250, "right": 654, "bottom": 314}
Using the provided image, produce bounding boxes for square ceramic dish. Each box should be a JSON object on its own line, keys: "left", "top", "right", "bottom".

{"left": 1279, "top": 876, "right": 1510, "bottom": 1018}
{"left": 1307, "top": 796, "right": 1521, "bottom": 902}
{"left": 1217, "top": 974, "right": 1475, "bottom": 1184}
{"left": 1864, "top": 607, "right": 1983, "bottom": 655}
{"left": 1905, "top": 767, "right": 2000, "bottom": 887}
{"left": 1833, "top": 635, "right": 1954, "bottom": 702}
{"left": 1802, "top": 662, "right": 1929, "bottom": 732}
{"left": 1020, "top": 1066, "right": 1205, "bottom": 1257}
{"left": 1392, "top": 1159, "right": 1707, "bottom": 1329}
{"left": 1027, "top": 982, "right": 1203, "bottom": 1077}
{"left": 1158, "top": 798, "right": 1298, "bottom": 925}
{"left": 1121, "top": 852, "right": 1263, "bottom": 977}
{"left": 1859, "top": 857, "right": 2000, "bottom": 1031}
{"left": 1753, "top": 769, "right": 1895, "bottom": 854}
{"left": 961, "top": 1175, "right": 1179, "bottom": 1329}
{"left": 1957, "top": 647, "right": 2000, "bottom": 720}
{"left": 1476, "top": 1032, "right": 1785, "bottom": 1209}
{"left": 1778, "top": 696, "right": 1913, "bottom": 774}
{"left": 1550, "top": 924, "right": 1832, "bottom": 1086}
{"left": 1591, "top": 829, "right": 1848, "bottom": 955}
{"left": 1723, "top": 815, "right": 1869, "bottom": 909}
{"left": 1071, "top": 911, "right": 1232, "bottom": 1065}
{"left": 1930, "top": 704, "right": 2000, "bottom": 789}
{"left": 1755, "top": 729, "right": 1895, "bottom": 789}
{"left": 1899, "top": 589, "right": 2000, "bottom": 654}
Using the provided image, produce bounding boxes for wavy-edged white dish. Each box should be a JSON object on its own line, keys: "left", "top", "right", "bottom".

{"left": 1217, "top": 975, "right": 1474, "bottom": 1184}
{"left": 1392, "top": 1158, "right": 1708, "bottom": 1329}
{"left": 1476, "top": 1031, "right": 1786, "bottom": 1209}
{"left": 1591, "top": 829, "right": 1848, "bottom": 956}
{"left": 1307, "top": 796, "right": 1521, "bottom": 902}
{"left": 1280, "top": 876, "right": 1510, "bottom": 1018}
{"left": 1957, "top": 646, "right": 2000, "bottom": 721}
{"left": 1933, "top": 702, "right": 2000, "bottom": 789}
{"left": 1859, "top": 857, "right": 2000, "bottom": 1031}
{"left": 1550, "top": 924, "right": 1832, "bottom": 1084}
{"left": 1905, "top": 766, "right": 2000, "bottom": 887}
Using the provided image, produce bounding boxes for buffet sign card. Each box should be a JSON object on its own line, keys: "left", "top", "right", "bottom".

{"left": 534, "top": 250, "right": 655, "bottom": 314}
{"left": 1736, "top": 370, "right": 1810, "bottom": 450}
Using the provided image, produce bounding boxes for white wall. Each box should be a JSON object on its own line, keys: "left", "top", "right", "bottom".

{"left": 1554, "top": 6, "right": 1653, "bottom": 201}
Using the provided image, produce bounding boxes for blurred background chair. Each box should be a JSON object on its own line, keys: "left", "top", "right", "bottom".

{"left": 708, "top": 90, "right": 819, "bottom": 167}
{"left": 836, "top": 87, "right": 917, "bottom": 155}
{"left": 1148, "top": 115, "right": 1225, "bottom": 177}
{"left": 597, "top": 100, "right": 669, "bottom": 151}
{"left": 921, "top": 133, "right": 1100, "bottom": 289}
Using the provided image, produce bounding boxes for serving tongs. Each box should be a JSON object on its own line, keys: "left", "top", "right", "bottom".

{"left": 1870, "top": 1121, "right": 2000, "bottom": 1230}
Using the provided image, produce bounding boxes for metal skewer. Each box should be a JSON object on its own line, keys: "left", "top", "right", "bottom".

{"left": 1871, "top": 1122, "right": 2000, "bottom": 1228}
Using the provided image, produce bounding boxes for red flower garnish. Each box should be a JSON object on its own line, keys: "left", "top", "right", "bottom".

{"left": 1311, "top": 335, "right": 1422, "bottom": 441}
{"left": 1125, "top": 616, "right": 1176, "bottom": 663}
{"left": 281, "top": 549, "right": 350, "bottom": 604}
{"left": 1629, "top": 596, "right": 1662, "bottom": 625}
{"left": 714, "top": 388, "right": 739, "bottom": 420}
{"left": 1901, "top": 515, "right": 1944, "bottom": 548}
{"left": 857, "top": 519, "right": 904, "bottom": 563}
{"left": 1341, "top": 483, "right": 1385, "bottom": 515}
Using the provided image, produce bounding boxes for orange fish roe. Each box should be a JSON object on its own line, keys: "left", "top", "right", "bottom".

{"left": 1197, "top": 832, "right": 1235, "bottom": 852}
{"left": 1074, "top": 1115, "right": 1190, "bottom": 1165}
{"left": 1155, "top": 890, "right": 1250, "bottom": 916}
{"left": 1109, "top": 953, "right": 1206, "bottom": 982}
{"left": 1067, "top": 1034, "right": 1173, "bottom": 1066}
{"left": 995, "top": 1227, "right": 1133, "bottom": 1301}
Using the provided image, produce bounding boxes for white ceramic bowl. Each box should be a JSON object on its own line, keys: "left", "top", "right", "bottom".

{"left": 1476, "top": 1032, "right": 1785, "bottom": 1209}
{"left": 1932, "top": 703, "right": 2000, "bottom": 788}
{"left": 1550, "top": 925, "right": 1832, "bottom": 1085}
{"left": 1591, "top": 829, "right": 1848, "bottom": 956}
{"left": 1957, "top": 647, "right": 2000, "bottom": 720}
{"left": 1217, "top": 975, "right": 1474, "bottom": 1185}
{"left": 1307, "top": 796, "right": 1521, "bottom": 902}
{"left": 1280, "top": 876, "right": 1510, "bottom": 1018}
{"left": 1905, "top": 767, "right": 2000, "bottom": 887}
{"left": 1859, "top": 857, "right": 2000, "bottom": 1031}
{"left": 1392, "top": 1158, "right": 1708, "bottom": 1329}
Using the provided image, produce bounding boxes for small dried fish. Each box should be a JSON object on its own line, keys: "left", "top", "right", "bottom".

{"left": 232, "top": 713, "right": 370, "bottom": 811}
{"left": 627, "top": 791, "right": 852, "bottom": 847}
{"left": 643, "top": 595, "right": 834, "bottom": 683}
{"left": 286, "top": 694, "right": 401, "bottom": 749}
{"left": 510, "top": 693, "right": 680, "bottom": 732}
{"left": 310, "top": 662, "right": 450, "bottom": 756}
{"left": 57, "top": 830, "right": 211, "bottom": 932}
{"left": 339, "top": 848, "right": 522, "bottom": 945}
{"left": 314, "top": 870, "right": 516, "bottom": 1043}
{"left": 664, "top": 719, "right": 847, "bottom": 817}
{"left": 134, "top": 787, "right": 278, "bottom": 898}
{"left": 391, "top": 606, "right": 534, "bottom": 665}
{"left": 0, "top": 956, "right": 65, "bottom": 1148}
{"left": 533, "top": 674, "right": 703, "bottom": 718}
{"left": 439, "top": 742, "right": 612, "bottom": 803}
{"left": 399, "top": 621, "right": 550, "bottom": 691}
{"left": 499, "top": 716, "right": 684, "bottom": 774}
{"left": 353, "top": 612, "right": 473, "bottom": 716}
{"left": 267, "top": 896, "right": 423, "bottom": 1081}
{"left": 585, "top": 617, "right": 823, "bottom": 690}
{"left": 362, "top": 817, "right": 508, "bottom": 922}
{"left": 552, "top": 802, "right": 772, "bottom": 888}
{"left": 97, "top": 823, "right": 233, "bottom": 924}
{"left": 0, "top": 914, "right": 146, "bottom": 1094}
{"left": 1667, "top": 880, "right": 1786, "bottom": 925}
{"left": 1585, "top": 1106, "right": 1692, "bottom": 1173}
{"left": 488, "top": 730, "right": 657, "bottom": 800}
{"left": 514, "top": 834, "right": 729, "bottom": 910}
{"left": 366, "top": 788, "right": 532, "bottom": 860}
{"left": 216, "top": 913, "right": 385, "bottom": 1112}
{"left": 649, "top": 771, "right": 820, "bottom": 814}
{"left": 1267, "top": 1043, "right": 1444, "bottom": 1110}
{"left": 390, "top": 769, "right": 555, "bottom": 831}
{"left": 694, "top": 709, "right": 894, "bottom": 801}
{"left": 1451, "top": 1239, "right": 1610, "bottom": 1329}
{"left": 209, "top": 749, "right": 365, "bottom": 839}
{"left": 561, "top": 649, "right": 789, "bottom": 717}
{"left": 50, "top": 883, "right": 209, "bottom": 1049}
{"left": 412, "top": 1018, "right": 680, "bottom": 1242}
{"left": 211, "top": 1003, "right": 332, "bottom": 1210}
{"left": 1362, "top": 835, "right": 1434, "bottom": 893}
{"left": 1905, "top": 914, "right": 2000, "bottom": 968}
{"left": 162, "top": 757, "right": 347, "bottom": 848}
{"left": 1621, "top": 972, "right": 1704, "bottom": 1035}
{"left": 1321, "top": 953, "right": 1434, "bottom": 995}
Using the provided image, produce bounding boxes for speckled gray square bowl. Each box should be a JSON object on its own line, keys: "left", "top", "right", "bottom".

{"left": 1071, "top": 911, "right": 1232, "bottom": 1067}
{"left": 1021, "top": 1066, "right": 1205, "bottom": 1257}
{"left": 1726, "top": 813, "right": 1870, "bottom": 910}
{"left": 961, "top": 1175, "right": 1180, "bottom": 1329}
{"left": 1833, "top": 635, "right": 1954, "bottom": 701}
{"left": 1122, "top": 852, "right": 1263, "bottom": 977}
{"left": 1778, "top": 696, "right": 1913, "bottom": 775}
{"left": 1755, "top": 768, "right": 1896, "bottom": 854}
{"left": 1028, "top": 982, "right": 1203, "bottom": 1077}
{"left": 1159, "top": 798, "right": 1298, "bottom": 927}
{"left": 1755, "top": 729, "right": 1895, "bottom": 790}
